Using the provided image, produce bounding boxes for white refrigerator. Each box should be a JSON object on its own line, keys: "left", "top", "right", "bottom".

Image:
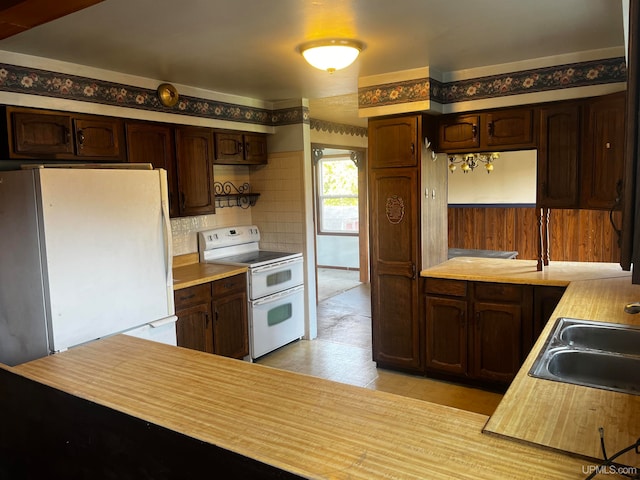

{"left": 0, "top": 165, "right": 177, "bottom": 366}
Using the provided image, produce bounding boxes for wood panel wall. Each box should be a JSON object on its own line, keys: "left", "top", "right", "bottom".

{"left": 448, "top": 207, "right": 622, "bottom": 263}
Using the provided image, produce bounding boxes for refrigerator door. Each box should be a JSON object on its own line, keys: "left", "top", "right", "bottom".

{"left": 36, "top": 168, "right": 174, "bottom": 352}
{"left": 0, "top": 170, "right": 50, "bottom": 365}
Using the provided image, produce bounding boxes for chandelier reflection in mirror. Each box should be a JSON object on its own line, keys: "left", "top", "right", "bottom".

{"left": 448, "top": 153, "right": 500, "bottom": 174}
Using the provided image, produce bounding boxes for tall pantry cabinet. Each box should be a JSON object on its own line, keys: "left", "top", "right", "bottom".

{"left": 368, "top": 114, "right": 448, "bottom": 373}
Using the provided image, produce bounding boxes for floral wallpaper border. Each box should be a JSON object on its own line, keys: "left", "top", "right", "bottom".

{"left": 309, "top": 118, "right": 367, "bottom": 137}
{"left": 0, "top": 57, "right": 627, "bottom": 126}
{"left": 358, "top": 57, "right": 627, "bottom": 108}
{"left": 0, "top": 62, "right": 308, "bottom": 127}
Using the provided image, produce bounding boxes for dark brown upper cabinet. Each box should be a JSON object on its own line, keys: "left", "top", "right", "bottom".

{"left": 437, "top": 107, "right": 536, "bottom": 153}
{"left": 3, "top": 106, "right": 125, "bottom": 161}
{"left": 537, "top": 92, "right": 626, "bottom": 210}
{"left": 368, "top": 115, "right": 419, "bottom": 168}
{"left": 175, "top": 126, "right": 216, "bottom": 216}
{"left": 214, "top": 131, "right": 267, "bottom": 165}
{"left": 125, "top": 121, "right": 179, "bottom": 217}
{"left": 537, "top": 103, "right": 581, "bottom": 208}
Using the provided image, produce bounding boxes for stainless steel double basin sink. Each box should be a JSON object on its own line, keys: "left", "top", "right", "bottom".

{"left": 529, "top": 318, "right": 640, "bottom": 395}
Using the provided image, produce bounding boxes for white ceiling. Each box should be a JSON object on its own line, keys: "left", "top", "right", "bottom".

{"left": 0, "top": 0, "right": 625, "bottom": 127}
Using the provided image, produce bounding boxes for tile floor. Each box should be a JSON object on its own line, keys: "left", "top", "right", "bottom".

{"left": 316, "top": 267, "right": 362, "bottom": 302}
{"left": 257, "top": 281, "right": 504, "bottom": 417}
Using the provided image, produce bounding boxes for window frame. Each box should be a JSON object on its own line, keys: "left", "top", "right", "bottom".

{"left": 315, "top": 153, "right": 360, "bottom": 237}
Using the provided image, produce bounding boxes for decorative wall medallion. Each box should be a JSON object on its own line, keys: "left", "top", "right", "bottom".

{"left": 157, "top": 83, "right": 179, "bottom": 107}
{"left": 385, "top": 195, "right": 405, "bottom": 224}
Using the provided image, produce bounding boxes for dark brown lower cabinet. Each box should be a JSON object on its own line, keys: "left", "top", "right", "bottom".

{"left": 175, "top": 274, "right": 249, "bottom": 360}
{"left": 175, "top": 283, "right": 214, "bottom": 353}
{"left": 471, "top": 301, "right": 528, "bottom": 384}
{"left": 425, "top": 296, "right": 468, "bottom": 375}
{"left": 211, "top": 273, "right": 249, "bottom": 359}
{"left": 424, "top": 278, "right": 562, "bottom": 388}
{"left": 532, "top": 285, "right": 566, "bottom": 340}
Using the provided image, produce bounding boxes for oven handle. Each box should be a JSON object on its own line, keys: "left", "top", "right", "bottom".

{"left": 252, "top": 285, "right": 304, "bottom": 306}
{"left": 251, "top": 256, "right": 303, "bottom": 274}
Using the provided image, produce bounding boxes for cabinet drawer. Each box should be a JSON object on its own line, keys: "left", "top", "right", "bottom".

{"left": 424, "top": 278, "right": 467, "bottom": 297}
{"left": 175, "top": 283, "right": 211, "bottom": 310}
{"left": 474, "top": 282, "right": 522, "bottom": 302}
{"left": 212, "top": 273, "right": 246, "bottom": 297}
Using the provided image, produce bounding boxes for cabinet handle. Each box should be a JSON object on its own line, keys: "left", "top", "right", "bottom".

{"left": 214, "top": 309, "right": 219, "bottom": 323}
{"left": 244, "top": 142, "right": 250, "bottom": 155}
{"left": 77, "top": 129, "right": 85, "bottom": 147}
{"left": 410, "top": 142, "right": 415, "bottom": 154}
{"left": 205, "top": 312, "right": 210, "bottom": 327}
{"left": 65, "top": 127, "right": 72, "bottom": 145}
{"left": 237, "top": 141, "right": 244, "bottom": 153}
{"left": 411, "top": 263, "right": 416, "bottom": 279}
{"left": 488, "top": 122, "right": 494, "bottom": 137}
{"left": 180, "top": 293, "right": 196, "bottom": 301}
{"left": 472, "top": 125, "right": 478, "bottom": 139}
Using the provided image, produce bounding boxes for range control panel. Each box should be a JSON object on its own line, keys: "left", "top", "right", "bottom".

{"left": 198, "top": 225, "right": 260, "bottom": 251}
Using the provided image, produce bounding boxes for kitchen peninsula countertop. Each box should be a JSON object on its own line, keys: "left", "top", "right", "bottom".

{"left": 421, "top": 257, "right": 629, "bottom": 285}
{"left": 9, "top": 334, "right": 600, "bottom": 479}
{"left": 3, "top": 257, "right": 637, "bottom": 477}
{"left": 172, "top": 253, "right": 247, "bottom": 290}
{"left": 423, "top": 258, "right": 639, "bottom": 468}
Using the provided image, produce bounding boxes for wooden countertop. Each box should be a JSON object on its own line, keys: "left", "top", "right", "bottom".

{"left": 484, "top": 276, "right": 640, "bottom": 468}
{"left": 10, "top": 334, "right": 597, "bottom": 479}
{"left": 421, "top": 257, "right": 629, "bottom": 286}
{"left": 172, "top": 253, "right": 247, "bottom": 290}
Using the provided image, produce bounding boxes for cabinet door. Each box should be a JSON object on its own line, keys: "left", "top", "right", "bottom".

{"left": 212, "top": 274, "right": 249, "bottom": 359}
{"left": 214, "top": 132, "right": 244, "bottom": 163}
{"left": 176, "top": 302, "right": 214, "bottom": 353}
{"left": 369, "top": 166, "right": 422, "bottom": 372}
{"left": 213, "top": 291, "right": 249, "bottom": 359}
{"left": 438, "top": 114, "right": 480, "bottom": 151}
{"left": 471, "top": 302, "right": 522, "bottom": 383}
{"left": 11, "top": 110, "right": 74, "bottom": 156}
{"left": 126, "top": 122, "right": 179, "bottom": 217}
{"left": 175, "top": 126, "right": 215, "bottom": 216}
{"left": 537, "top": 104, "right": 580, "bottom": 208}
{"left": 369, "top": 116, "right": 419, "bottom": 168}
{"left": 243, "top": 134, "right": 268, "bottom": 164}
{"left": 485, "top": 108, "right": 534, "bottom": 148}
{"left": 581, "top": 92, "right": 626, "bottom": 210}
{"left": 425, "top": 296, "right": 468, "bottom": 375}
{"left": 73, "top": 117, "right": 125, "bottom": 160}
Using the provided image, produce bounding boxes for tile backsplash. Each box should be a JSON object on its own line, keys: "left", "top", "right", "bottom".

{"left": 170, "top": 156, "right": 307, "bottom": 258}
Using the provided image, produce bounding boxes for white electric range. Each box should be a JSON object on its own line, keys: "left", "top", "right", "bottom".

{"left": 198, "top": 225, "right": 305, "bottom": 359}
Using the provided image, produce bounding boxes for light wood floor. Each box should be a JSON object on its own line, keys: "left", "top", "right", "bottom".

{"left": 257, "top": 283, "right": 503, "bottom": 417}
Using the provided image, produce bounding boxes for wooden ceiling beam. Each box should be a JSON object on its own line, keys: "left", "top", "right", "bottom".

{"left": 0, "top": 0, "right": 103, "bottom": 40}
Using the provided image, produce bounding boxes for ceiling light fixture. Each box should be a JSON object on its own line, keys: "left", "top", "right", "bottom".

{"left": 448, "top": 153, "right": 499, "bottom": 174}
{"left": 298, "top": 39, "right": 365, "bottom": 73}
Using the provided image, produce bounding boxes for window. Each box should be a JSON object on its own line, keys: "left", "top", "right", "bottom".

{"left": 317, "top": 156, "right": 359, "bottom": 235}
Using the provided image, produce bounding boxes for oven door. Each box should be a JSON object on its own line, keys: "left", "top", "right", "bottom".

{"left": 249, "top": 256, "right": 304, "bottom": 299}
{"left": 250, "top": 285, "right": 304, "bottom": 359}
